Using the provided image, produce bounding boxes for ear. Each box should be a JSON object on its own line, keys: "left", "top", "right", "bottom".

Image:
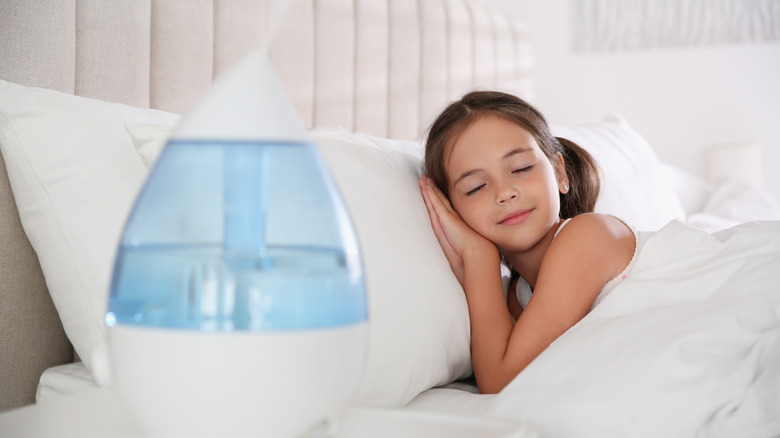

{"left": 553, "top": 152, "right": 570, "bottom": 194}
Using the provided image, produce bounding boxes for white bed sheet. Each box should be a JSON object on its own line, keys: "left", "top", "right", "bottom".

{"left": 36, "top": 362, "right": 99, "bottom": 404}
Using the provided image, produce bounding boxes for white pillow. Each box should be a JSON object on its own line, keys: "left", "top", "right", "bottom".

{"left": 552, "top": 113, "right": 687, "bottom": 231}
{"left": 685, "top": 179, "right": 780, "bottom": 232}
{"left": 315, "top": 130, "right": 474, "bottom": 406}
{"left": 0, "top": 78, "right": 472, "bottom": 408}
{"left": 659, "top": 162, "right": 713, "bottom": 216}
{"left": 126, "top": 122, "right": 474, "bottom": 407}
{"left": 124, "top": 122, "right": 177, "bottom": 168}
{"left": 0, "top": 79, "right": 179, "bottom": 372}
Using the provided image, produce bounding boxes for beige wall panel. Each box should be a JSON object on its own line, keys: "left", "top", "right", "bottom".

{"left": 0, "top": 1, "right": 76, "bottom": 413}
{"left": 150, "top": 0, "right": 214, "bottom": 114}
{"left": 0, "top": 0, "right": 76, "bottom": 93}
{"left": 491, "top": 12, "right": 516, "bottom": 95}
{"left": 419, "top": 0, "right": 449, "bottom": 133}
{"left": 269, "top": 0, "right": 316, "bottom": 128}
{"left": 214, "top": 0, "right": 265, "bottom": 78}
{"left": 445, "top": 0, "right": 474, "bottom": 101}
{"left": 313, "top": 0, "right": 355, "bottom": 130}
{"left": 0, "top": 135, "right": 73, "bottom": 412}
{"left": 75, "top": 0, "right": 151, "bottom": 108}
{"left": 511, "top": 22, "right": 534, "bottom": 101}
{"left": 388, "top": 0, "right": 421, "bottom": 140}
{"left": 354, "top": 0, "right": 390, "bottom": 137}
{"left": 468, "top": 1, "right": 495, "bottom": 90}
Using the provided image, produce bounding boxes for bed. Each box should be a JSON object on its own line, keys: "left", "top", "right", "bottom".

{"left": 1, "top": 1, "right": 779, "bottom": 437}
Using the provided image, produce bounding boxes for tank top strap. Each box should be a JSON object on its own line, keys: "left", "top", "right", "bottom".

{"left": 553, "top": 218, "right": 572, "bottom": 240}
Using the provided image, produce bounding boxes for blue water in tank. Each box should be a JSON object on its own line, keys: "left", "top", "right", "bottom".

{"left": 106, "top": 139, "right": 366, "bottom": 331}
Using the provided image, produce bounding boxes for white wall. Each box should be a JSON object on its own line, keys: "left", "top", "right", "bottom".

{"left": 480, "top": 0, "right": 780, "bottom": 203}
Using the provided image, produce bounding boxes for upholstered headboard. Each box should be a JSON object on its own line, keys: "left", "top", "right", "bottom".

{"left": 0, "top": 0, "right": 532, "bottom": 410}
{"left": 0, "top": 0, "right": 531, "bottom": 138}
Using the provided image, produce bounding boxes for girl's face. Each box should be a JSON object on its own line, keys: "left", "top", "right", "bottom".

{"left": 445, "top": 115, "right": 568, "bottom": 255}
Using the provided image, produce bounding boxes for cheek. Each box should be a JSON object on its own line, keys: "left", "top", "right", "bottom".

{"left": 543, "top": 175, "right": 562, "bottom": 213}
{"left": 451, "top": 197, "right": 483, "bottom": 228}
{"left": 450, "top": 197, "right": 467, "bottom": 219}
{"left": 541, "top": 164, "right": 562, "bottom": 194}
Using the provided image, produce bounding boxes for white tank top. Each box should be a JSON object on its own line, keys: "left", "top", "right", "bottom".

{"left": 511, "top": 217, "right": 639, "bottom": 310}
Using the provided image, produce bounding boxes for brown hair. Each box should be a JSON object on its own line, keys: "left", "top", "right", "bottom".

{"left": 424, "top": 91, "right": 600, "bottom": 218}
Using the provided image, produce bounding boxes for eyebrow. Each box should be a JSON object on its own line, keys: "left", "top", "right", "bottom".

{"left": 452, "top": 147, "right": 532, "bottom": 186}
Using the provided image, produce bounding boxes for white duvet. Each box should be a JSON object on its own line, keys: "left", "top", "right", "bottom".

{"left": 411, "top": 220, "right": 780, "bottom": 437}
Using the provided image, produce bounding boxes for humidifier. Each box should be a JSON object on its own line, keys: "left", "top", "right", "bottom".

{"left": 96, "top": 50, "right": 367, "bottom": 438}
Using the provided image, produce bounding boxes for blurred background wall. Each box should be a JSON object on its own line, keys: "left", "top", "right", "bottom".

{"left": 479, "top": 0, "right": 780, "bottom": 202}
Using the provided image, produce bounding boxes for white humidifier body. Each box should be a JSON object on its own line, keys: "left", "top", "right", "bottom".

{"left": 100, "top": 52, "right": 368, "bottom": 438}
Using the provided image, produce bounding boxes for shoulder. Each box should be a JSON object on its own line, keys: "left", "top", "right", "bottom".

{"left": 558, "top": 213, "right": 634, "bottom": 242}
{"left": 544, "top": 213, "right": 635, "bottom": 283}
{"left": 529, "top": 214, "right": 634, "bottom": 319}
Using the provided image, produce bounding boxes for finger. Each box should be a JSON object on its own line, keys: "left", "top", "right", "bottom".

{"left": 420, "top": 180, "right": 445, "bottom": 238}
{"left": 420, "top": 182, "right": 462, "bottom": 260}
{"left": 419, "top": 177, "right": 465, "bottom": 240}
{"left": 425, "top": 184, "right": 459, "bottom": 224}
{"left": 420, "top": 179, "right": 440, "bottom": 227}
{"left": 425, "top": 179, "right": 457, "bottom": 216}
{"left": 420, "top": 178, "right": 448, "bottom": 222}
{"left": 423, "top": 187, "right": 451, "bottom": 248}
{"left": 420, "top": 180, "right": 465, "bottom": 285}
{"left": 424, "top": 188, "right": 466, "bottom": 262}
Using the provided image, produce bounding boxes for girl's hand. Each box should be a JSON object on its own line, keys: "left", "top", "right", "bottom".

{"left": 419, "top": 175, "right": 495, "bottom": 287}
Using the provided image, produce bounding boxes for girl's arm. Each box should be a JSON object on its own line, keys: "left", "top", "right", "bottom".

{"left": 477, "top": 214, "right": 635, "bottom": 393}
{"left": 459, "top": 242, "right": 518, "bottom": 393}
{"left": 506, "top": 275, "right": 523, "bottom": 320}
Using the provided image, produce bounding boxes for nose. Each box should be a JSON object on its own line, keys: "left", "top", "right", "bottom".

{"left": 496, "top": 182, "right": 518, "bottom": 204}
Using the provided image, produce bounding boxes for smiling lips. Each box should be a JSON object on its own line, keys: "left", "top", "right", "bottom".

{"left": 499, "top": 209, "right": 533, "bottom": 225}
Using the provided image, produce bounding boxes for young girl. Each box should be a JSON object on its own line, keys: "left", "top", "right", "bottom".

{"left": 419, "top": 90, "right": 637, "bottom": 394}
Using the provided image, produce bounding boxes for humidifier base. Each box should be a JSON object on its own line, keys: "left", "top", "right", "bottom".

{"left": 105, "top": 323, "right": 366, "bottom": 438}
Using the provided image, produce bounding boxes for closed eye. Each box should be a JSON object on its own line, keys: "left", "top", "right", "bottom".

{"left": 466, "top": 184, "right": 485, "bottom": 196}
{"left": 512, "top": 166, "right": 533, "bottom": 174}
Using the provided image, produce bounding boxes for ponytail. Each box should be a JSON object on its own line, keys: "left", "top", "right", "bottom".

{"left": 556, "top": 137, "right": 601, "bottom": 218}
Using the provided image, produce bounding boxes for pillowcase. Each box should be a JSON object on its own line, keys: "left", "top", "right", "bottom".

{"left": 659, "top": 162, "right": 713, "bottom": 216}
{"left": 124, "top": 122, "right": 178, "bottom": 168}
{"left": 0, "top": 78, "right": 472, "bottom": 408}
{"left": 314, "top": 130, "right": 473, "bottom": 406}
{"left": 552, "top": 113, "right": 687, "bottom": 231}
{"left": 0, "top": 79, "right": 179, "bottom": 373}
{"left": 685, "top": 179, "right": 780, "bottom": 232}
{"left": 126, "top": 121, "right": 474, "bottom": 407}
